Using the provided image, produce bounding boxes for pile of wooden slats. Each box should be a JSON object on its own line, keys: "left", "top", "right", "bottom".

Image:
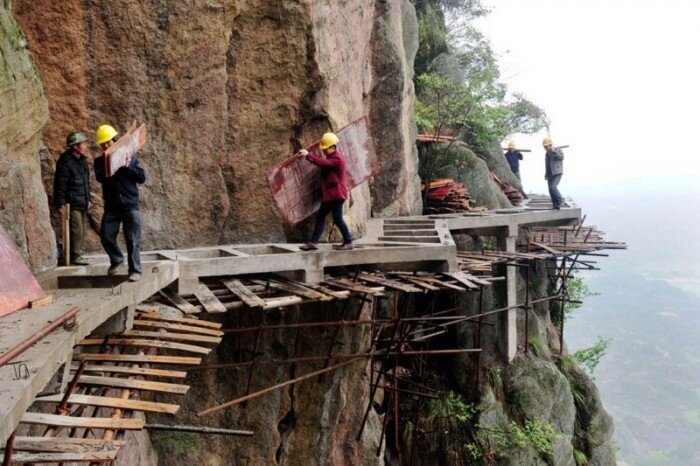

{"left": 526, "top": 226, "right": 627, "bottom": 255}
{"left": 157, "top": 272, "right": 499, "bottom": 314}
{"left": 421, "top": 178, "right": 480, "bottom": 214}
{"left": 457, "top": 250, "right": 551, "bottom": 274}
{"left": 492, "top": 173, "right": 524, "bottom": 205}
{"left": 3, "top": 312, "right": 223, "bottom": 464}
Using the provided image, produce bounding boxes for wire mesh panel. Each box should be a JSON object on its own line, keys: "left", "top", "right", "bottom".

{"left": 266, "top": 116, "right": 379, "bottom": 226}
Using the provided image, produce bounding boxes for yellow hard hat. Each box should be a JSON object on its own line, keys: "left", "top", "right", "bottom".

{"left": 542, "top": 137, "right": 553, "bottom": 147}
{"left": 508, "top": 141, "right": 516, "bottom": 149}
{"left": 319, "top": 132, "right": 339, "bottom": 150}
{"left": 95, "top": 125, "right": 119, "bottom": 145}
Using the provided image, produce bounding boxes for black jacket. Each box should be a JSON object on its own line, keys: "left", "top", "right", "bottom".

{"left": 94, "top": 155, "right": 146, "bottom": 212}
{"left": 53, "top": 150, "right": 91, "bottom": 211}
{"left": 505, "top": 150, "right": 523, "bottom": 173}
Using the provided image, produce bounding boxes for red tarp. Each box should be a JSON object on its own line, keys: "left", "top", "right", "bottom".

{"left": 266, "top": 116, "right": 379, "bottom": 227}
{"left": 0, "top": 224, "right": 45, "bottom": 317}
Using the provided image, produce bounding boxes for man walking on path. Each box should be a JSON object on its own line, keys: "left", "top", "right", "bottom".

{"left": 543, "top": 137, "right": 565, "bottom": 210}
{"left": 504, "top": 140, "right": 524, "bottom": 180}
{"left": 54, "top": 132, "right": 91, "bottom": 266}
{"left": 93, "top": 124, "right": 146, "bottom": 282}
{"left": 296, "top": 132, "right": 354, "bottom": 251}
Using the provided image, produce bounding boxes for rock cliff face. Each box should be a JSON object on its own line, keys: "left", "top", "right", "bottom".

{"left": 12, "top": 0, "right": 422, "bottom": 255}
{"left": 0, "top": 4, "right": 55, "bottom": 271}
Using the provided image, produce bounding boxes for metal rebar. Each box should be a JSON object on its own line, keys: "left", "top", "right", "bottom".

{"left": 144, "top": 424, "right": 254, "bottom": 437}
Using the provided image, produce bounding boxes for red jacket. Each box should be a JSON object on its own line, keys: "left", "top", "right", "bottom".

{"left": 306, "top": 150, "right": 349, "bottom": 202}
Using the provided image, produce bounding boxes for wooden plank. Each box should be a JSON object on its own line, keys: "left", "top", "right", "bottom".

{"left": 397, "top": 275, "right": 441, "bottom": 291}
{"left": 194, "top": 284, "right": 228, "bottom": 314}
{"left": 20, "top": 412, "right": 144, "bottom": 430}
{"left": 135, "top": 311, "right": 221, "bottom": 329}
{"left": 76, "top": 353, "right": 201, "bottom": 365}
{"left": 529, "top": 241, "right": 563, "bottom": 255}
{"left": 323, "top": 278, "right": 385, "bottom": 296}
{"left": 123, "top": 330, "right": 221, "bottom": 345}
{"left": 262, "top": 296, "right": 303, "bottom": 309}
{"left": 158, "top": 288, "right": 200, "bottom": 315}
{"left": 222, "top": 279, "right": 266, "bottom": 307}
{"left": 443, "top": 272, "right": 479, "bottom": 290}
{"left": 77, "top": 375, "right": 189, "bottom": 395}
{"left": 408, "top": 275, "right": 467, "bottom": 292}
{"left": 6, "top": 450, "right": 118, "bottom": 463}
{"left": 300, "top": 282, "right": 351, "bottom": 299}
{"left": 35, "top": 393, "right": 181, "bottom": 414}
{"left": 12, "top": 437, "right": 125, "bottom": 452}
{"left": 29, "top": 295, "right": 54, "bottom": 309}
{"left": 132, "top": 320, "right": 223, "bottom": 336}
{"left": 72, "top": 364, "right": 187, "bottom": 379}
{"left": 253, "top": 279, "right": 332, "bottom": 301}
{"left": 77, "top": 338, "right": 211, "bottom": 355}
{"left": 356, "top": 273, "right": 422, "bottom": 293}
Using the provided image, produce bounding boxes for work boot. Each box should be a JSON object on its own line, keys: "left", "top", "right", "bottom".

{"left": 72, "top": 256, "right": 89, "bottom": 266}
{"left": 107, "top": 262, "right": 124, "bottom": 276}
{"left": 333, "top": 242, "right": 355, "bottom": 250}
{"left": 299, "top": 243, "right": 318, "bottom": 251}
{"left": 129, "top": 273, "right": 142, "bottom": 282}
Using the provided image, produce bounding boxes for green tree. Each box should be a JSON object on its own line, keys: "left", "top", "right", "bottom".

{"left": 574, "top": 337, "right": 611, "bottom": 376}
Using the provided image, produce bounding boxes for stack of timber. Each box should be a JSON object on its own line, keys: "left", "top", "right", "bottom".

{"left": 458, "top": 250, "right": 551, "bottom": 273}
{"left": 525, "top": 225, "right": 627, "bottom": 255}
{"left": 421, "top": 178, "right": 483, "bottom": 214}
{"left": 416, "top": 134, "right": 458, "bottom": 144}
{"left": 492, "top": 173, "right": 524, "bottom": 205}
{"left": 2, "top": 313, "right": 231, "bottom": 464}
{"left": 155, "top": 271, "right": 500, "bottom": 315}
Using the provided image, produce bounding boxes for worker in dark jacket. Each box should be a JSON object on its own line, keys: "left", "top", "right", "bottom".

{"left": 543, "top": 137, "right": 565, "bottom": 210}
{"left": 296, "top": 132, "right": 354, "bottom": 251}
{"left": 504, "top": 140, "right": 524, "bottom": 180}
{"left": 53, "top": 132, "right": 91, "bottom": 265}
{"left": 93, "top": 124, "right": 146, "bottom": 281}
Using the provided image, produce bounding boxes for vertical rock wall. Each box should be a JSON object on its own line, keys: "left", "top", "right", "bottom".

{"left": 12, "top": 0, "right": 422, "bottom": 255}
{"left": 0, "top": 4, "right": 54, "bottom": 271}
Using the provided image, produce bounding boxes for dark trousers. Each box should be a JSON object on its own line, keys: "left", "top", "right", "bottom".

{"left": 100, "top": 209, "right": 142, "bottom": 273}
{"left": 310, "top": 200, "right": 354, "bottom": 244}
{"left": 69, "top": 210, "right": 87, "bottom": 260}
{"left": 547, "top": 174, "right": 564, "bottom": 208}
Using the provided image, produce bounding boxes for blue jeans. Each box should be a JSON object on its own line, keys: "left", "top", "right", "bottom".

{"left": 310, "top": 200, "right": 353, "bottom": 244}
{"left": 547, "top": 174, "right": 564, "bottom": 208}
{"left": 100, "top": 209, "right": 142, "bottom": 273}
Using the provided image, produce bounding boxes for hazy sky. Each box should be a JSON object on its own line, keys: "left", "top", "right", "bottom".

{"left": 476, "top": 0, "right": 700, "bottom": 195}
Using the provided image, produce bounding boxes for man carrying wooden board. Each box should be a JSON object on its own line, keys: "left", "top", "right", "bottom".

{"left": 53, "top": 132, "right": 92, "bottom": 266}
{"left": 93, "top": 124, "right": 147, "bottom": 282}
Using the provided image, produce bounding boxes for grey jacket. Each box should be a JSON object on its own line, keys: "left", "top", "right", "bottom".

{"left": 545, "top": 148, "right": 564, "bottom": 179}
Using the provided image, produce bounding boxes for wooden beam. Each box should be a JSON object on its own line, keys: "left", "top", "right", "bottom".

{"left": 262, "top": 296, "right": 303, "bottom": 309}
{"left": 123, "top": 330, "right": 221, "bottom": 345}
{"left": 11, "top": 437, "right": 125, "bottom": 452}
{"left": 300, "top": 282, "right": 351, "bottom": 299}
{"left": 20, "top": 412, "right": 144, "bottom": 430}
{"left": 158, "top": 288, "right": 200, "bottom": 314}
{"left": 132, "top": 320, "right": 223, "bottom": 336}
{"left": 75, "top": 353, "right": 201, "bottom": 365}
{"left": 443, "top": 272, "right": 479, "bottom": 290}
{"left": 77, "top": 338, "right": 212, "bottom": 355}
{"left": 71, "top": 364, "right": 187, "bottom": 379}
{"left": 397, "top": 275, "right": 441, "bottom": 291}
{"left": 222, "top": 279, "right": 266, "bottom": 307}
{"left": 35, "top": 393, "right": 181, "bottom": 415}
{"left": 5, "top": 450, "right": 118, "bottom": 463}
{"left": 356, "top": 273, "right": 422, "bottom": 293}
{"left": 194, "top": 284, "right": 228, "bottom": 314}
{"left": 253, "top": 279, "right": 333, "bottom": 301}
{"left": 135, "top": 311, "right": 221, "bottom": 329}
{"left": 323, "top": 278, "right": 385, "bottom": 296}
{"left": 77, "top": 375, "right": 189, "bottom": 395}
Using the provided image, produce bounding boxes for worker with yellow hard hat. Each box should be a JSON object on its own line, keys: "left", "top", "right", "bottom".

{"left": 295, "top": 132, "right": 354, "bottom": 251}
{"left": 93, "top": 124, "right": 147, "bottom": 281}
{"left": 542, "top": 137, "right": 565, "bottom": 210}
{"left": 504, "top": 140, "right": 524, "bottom": 181}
